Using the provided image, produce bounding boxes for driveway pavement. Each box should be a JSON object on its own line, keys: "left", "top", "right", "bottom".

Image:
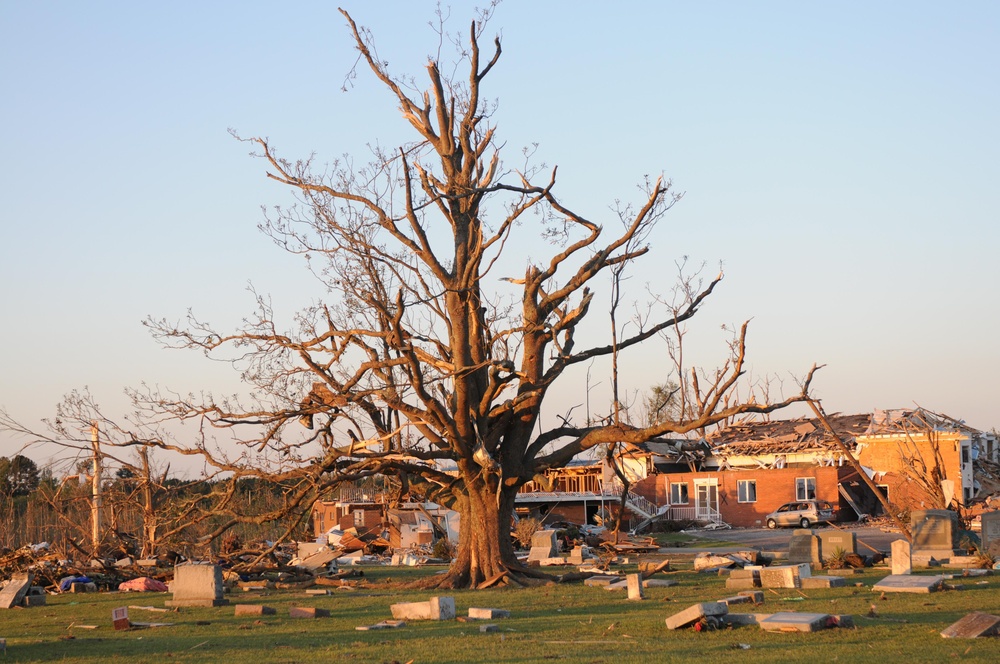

{"left": 689, "top": 524, "right": 906, "bottom": 554}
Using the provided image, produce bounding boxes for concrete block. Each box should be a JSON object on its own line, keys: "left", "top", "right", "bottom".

{"left": 872, "top": 574, "right": 944, "bottom": 594}
{"left": 726, "top": 577, "right": 760, "bottom": 590}
{"left": 468, "top": 607, "right": 510, "bottom": 620}
{"left": 891, "top": 539, "right": 912, "bottom": 575}
{"left": 759, "top": 612, "right": 832, "bottom": 632}
{"left": 738, "top": 591, "right": 764, "bottom": 604}
{"left": 626, "top": 574, "right": 644, "bottom": 600}
{"left": 21, "top": 594, "right": 46, "bottom": 607}
{"left": 480, "top": 623, "right": 499, "bottom": 633}
{"left": 527, "top": 530, "right": 558, "bottom": 562}
{"left": 721, "top": 613, "right": 761, "bottom": 627}
{"left": 801, "top": 575, "right": 847, "bottom": 589}
{"left": 941, "top": 612, "right": 1000, "bottom": 638}
{"left": 584, "top": 576, "right": 621, "bottom": 587}
{"left": 643, "top": 579, "right": 677, "bottom": 588}
{"left": 729, "top": 568, "right": 760, "bottom": 580}
{"left": 429, "top": 596, "right": 455, "bottom": 620}
{"left": 943, "top": 556, "right": 981, "bottom": 569}
{"left": 234, "top": 604, "right": 276, "bottom": 616}
{"left": 391, "top": 601, "right": 432, "bottom": 620}
{"left": 665, "top": 602, "right": 728, "bottom": 630}
{"left": 719, "top": 595, "right": 752, "bottom": 606}
{"left": 0, "top": 572, "right": 34, "bottom": 608}
{"left": 289, "top": 606, "right": 330, "bottom": 618}
{"left": 759, "top": 566, "right": 801, "bottom": 589}
{"left": 166, "top": 564, "right": 229, "bottom": 607}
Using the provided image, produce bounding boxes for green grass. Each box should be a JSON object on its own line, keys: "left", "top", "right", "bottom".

{"left": 3, "top": 565, "right": 999, "bottom": 663}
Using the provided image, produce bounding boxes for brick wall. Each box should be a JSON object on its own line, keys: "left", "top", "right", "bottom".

{"left": 855, "top": 432, "right": 965, "bottom": 508}
{"left": 654, "top": 466, "right": 853, "bottom": 527}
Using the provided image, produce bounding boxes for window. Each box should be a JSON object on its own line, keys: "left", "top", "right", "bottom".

{"left": 795, "top": 477, "right": 816, "bottom": 501}
{"left": 670, "top": 482, "right": 689, "bottom": 505}
{"left": 353, "top": 509, "right": 365, "bottom": 527}
{"left": 737, "top": 479, "right": 757, "bottom": 503}
{"left": 962, "top": 445, "right": 971, "bottom": 465}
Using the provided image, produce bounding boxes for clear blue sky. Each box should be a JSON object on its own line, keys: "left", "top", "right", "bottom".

{"left": 2, "top": 1, "right": 998, "bottom": 468}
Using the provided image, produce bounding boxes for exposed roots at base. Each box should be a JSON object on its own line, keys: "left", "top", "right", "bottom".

{"left": 404, "top": 560, "right": 554, "bottom": 590}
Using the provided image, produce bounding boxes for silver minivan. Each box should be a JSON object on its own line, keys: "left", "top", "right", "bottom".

{"left": 765, "top": 500, "right": 834, "bottom": 528}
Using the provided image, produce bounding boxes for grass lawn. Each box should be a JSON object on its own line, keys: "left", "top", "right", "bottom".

{"left": 2, "top": 563, "right": 998, "bottom": 663}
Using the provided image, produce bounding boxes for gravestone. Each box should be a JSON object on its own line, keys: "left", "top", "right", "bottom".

{"left": 626, "top": 573, "right": 644, "bottom": 600}
{"left": 0, "top": 572, "right": 34, "bottom": 609}
{"left": 527, "top": 530, "right": 558, "bottom": 564}
{"left": 758, "top": 612, "right": 832, "bottom": 633}
{"left": 872, "top": 574, "right": 943, "bottom": 593}
{"left": 788, "top": 530, "right": 821, "bottom": 565}
{"left": 759, "top": 563, "right": 810, "bottom": 589}
{"left": 112, "top": 606, "right": 131, "bottom": 630}
{"left": 891, "top": 539, "right": 912, "bottom": 575}
{"left": 801, "top": 575, "right": 846, "bottom": 588}
{"left": 664, "top": 602, "right": 728, "bottom": 630}
{"left": 911, "top": 509, "right": 959, "bottom": 555}
{"left": 584, "top": 576, "right": 620, "bottom": 587}
{"left": 819, "top": 531, "right": 857, "bottom": 560}
{"left": 981, "top": 511, "right": 1000, "bottom": 557}
{"left": 165, "top": 564, "right": 228, "bottom": 607}
{"left": 235, "top": 604, "right": 276, "bottom": 616}
{"left": 390, "top": 596, "right": 455, "bottom": 621}
{"left": 940, "top": 612, "right": 1000, "bottom": 638}
{"left": 468, "top": 608, "right": 510, "bottom": 620}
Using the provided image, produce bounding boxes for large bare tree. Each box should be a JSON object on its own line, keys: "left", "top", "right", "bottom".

{"left": 134, "top": 8, "right": 817, "bottom": 588}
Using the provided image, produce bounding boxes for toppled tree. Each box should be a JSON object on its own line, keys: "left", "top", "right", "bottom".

{"left": 126, "top": 7, "right": 818, "bottom": 588}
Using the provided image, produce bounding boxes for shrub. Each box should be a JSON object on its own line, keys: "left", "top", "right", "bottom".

{"left": 513, "top": 517, "right": 541, "bottom": 549}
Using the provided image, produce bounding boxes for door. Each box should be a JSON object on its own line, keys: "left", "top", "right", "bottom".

{"left": 694, "top": 479, "right": 719, "bottom": 520}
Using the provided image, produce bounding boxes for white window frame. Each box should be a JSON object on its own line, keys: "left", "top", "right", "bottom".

{"left": 670, "top": 482, "right": 689, "bottom": 505}
{"left": 795, "top": 477, "right": 816, "bottom": 501}
{"left": 737, "top": 479, "right": 757, "bottom": 503}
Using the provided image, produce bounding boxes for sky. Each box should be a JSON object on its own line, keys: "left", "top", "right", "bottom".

{"left": 1, "top": 1, "right": 998, "bottom": 471}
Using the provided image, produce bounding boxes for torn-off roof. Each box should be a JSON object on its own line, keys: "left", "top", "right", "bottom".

{"left": 707, "top": 413, "right": 872, "bottom": 455}
{"left": 864, "top": 408, "right": 980, "bottom": 436}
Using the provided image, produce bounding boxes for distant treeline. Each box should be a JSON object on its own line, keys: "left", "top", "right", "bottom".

{"left": 0, "top": 455, "right": 311, "bottom": 559}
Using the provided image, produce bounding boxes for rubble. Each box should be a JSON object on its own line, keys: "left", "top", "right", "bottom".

{"left": 940, "top": 612, "right": 1000, "bottom": 638}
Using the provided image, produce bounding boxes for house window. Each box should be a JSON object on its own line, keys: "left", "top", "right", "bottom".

{"left": 737, "top": 480, "right": 757, "bottom": 503}
{"left": 962, "top": 445, "right": 970, "bottom": 465}
{"left": 670, "top": 482, "right": 689, "bottom": 505}
{"left": 795, "top": 477, "right": 816, "bottom": 501}
{"left": 353, "top": 510, "right": 365, "bottom": 527}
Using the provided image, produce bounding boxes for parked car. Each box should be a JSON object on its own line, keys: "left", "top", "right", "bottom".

{"left": 765, "top": 500, "right": 834, "bottom": 529}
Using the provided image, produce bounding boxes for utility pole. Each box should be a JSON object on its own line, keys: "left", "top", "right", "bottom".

{"left": 90, "top": 421, "right": 102, "bottom": 556}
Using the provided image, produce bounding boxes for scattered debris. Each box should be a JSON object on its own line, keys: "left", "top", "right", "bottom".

{"left": 356, "top": 619, "right": 406, "bottom": 631}
{"left": 941, "top": 612, "right": 1000, "bottom": 638}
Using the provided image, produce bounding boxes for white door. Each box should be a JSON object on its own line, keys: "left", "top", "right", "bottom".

{"left": 695, "top": 479, "right": 719, "bottom": 520}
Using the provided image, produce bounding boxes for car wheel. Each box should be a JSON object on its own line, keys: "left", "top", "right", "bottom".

{"left": 766, "top": 519, "right": 777, "bottom": 529}
{"left": 800, "top": 518, "right": 810, "bottom": 528}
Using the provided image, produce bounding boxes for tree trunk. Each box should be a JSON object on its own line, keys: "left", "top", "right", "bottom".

{"left": 423, "top": 482, "right": 543, "bottom": 589}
